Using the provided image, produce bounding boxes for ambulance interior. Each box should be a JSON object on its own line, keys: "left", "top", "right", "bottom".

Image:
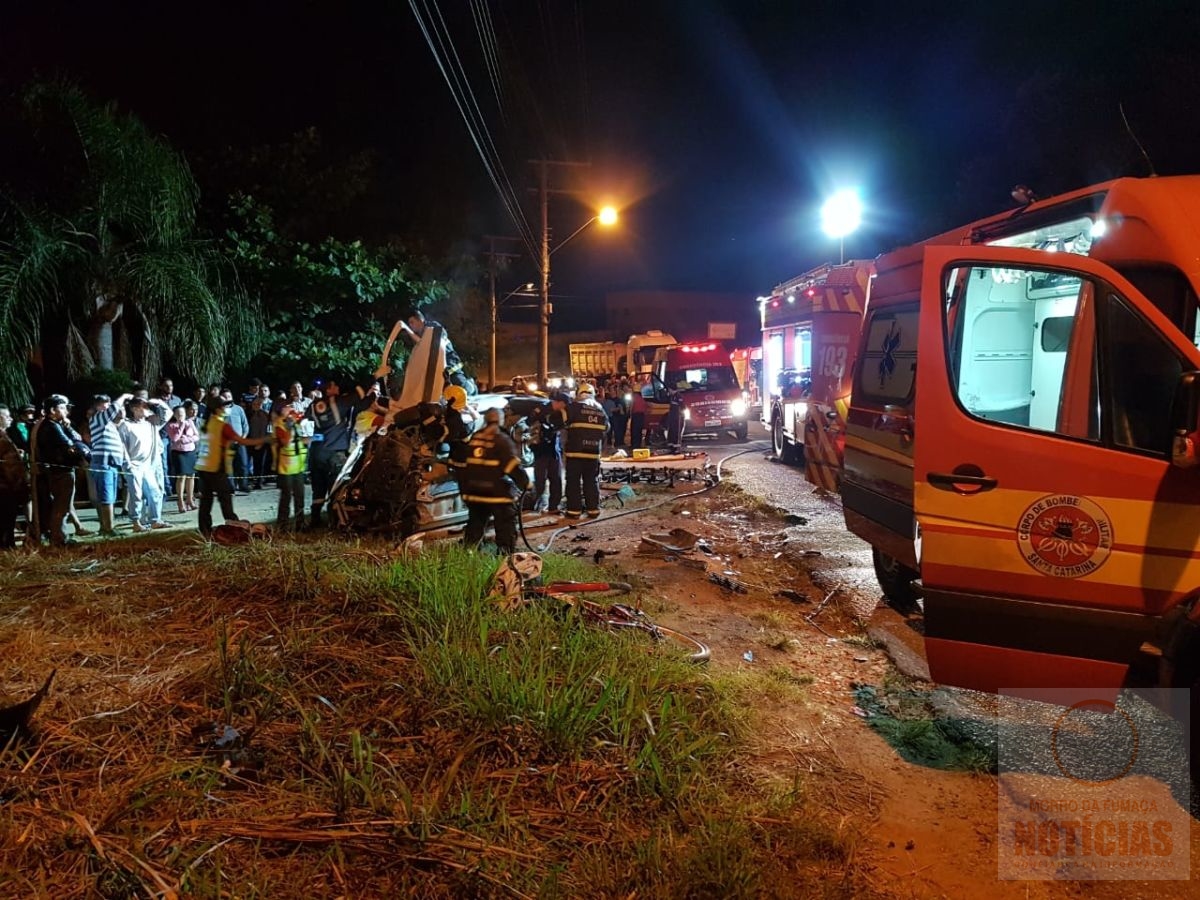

{"left": 947, "top": 263, "right": 1080, "bottom": 432}
{"left": 948, "top": 245, "right": 1185, "bottom": 452}
{"left": 987, "top": 214, "right": 1200, "bottom": 349}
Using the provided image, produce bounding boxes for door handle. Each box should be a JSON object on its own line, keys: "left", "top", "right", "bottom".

{"left": 927, "top": 470, "right": 998, "bottom": 494}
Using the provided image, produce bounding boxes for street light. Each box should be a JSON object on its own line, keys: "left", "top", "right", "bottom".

{"left": 538, "top": 205, "right": 619, "bottom": 384}
{"left": 820, "top": 189, "right": 862, "bottom": 264}
{"left": 491, "top": 281, "right": 534, "bottom": 389}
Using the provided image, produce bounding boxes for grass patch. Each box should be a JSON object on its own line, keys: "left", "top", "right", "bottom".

{"left": 0, "top": 538, "right": 876, "bottom": 897}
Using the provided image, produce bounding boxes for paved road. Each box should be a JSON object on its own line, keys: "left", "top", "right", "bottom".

{"left": 708, "top": 420, "right": 932, "bottom": 680}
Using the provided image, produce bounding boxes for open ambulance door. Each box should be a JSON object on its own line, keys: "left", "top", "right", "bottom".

{"left": 913, "top": 245, "right": 1200, "bottom": 696}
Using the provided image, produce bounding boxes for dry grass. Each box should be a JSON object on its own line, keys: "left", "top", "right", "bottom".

{"left": 0, "top": 536, "right": 880, "bottom": 898}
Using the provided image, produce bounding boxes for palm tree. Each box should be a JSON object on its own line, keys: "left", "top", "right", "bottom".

{"left": 0, "top": 82, "right": 260, "bottom": 401}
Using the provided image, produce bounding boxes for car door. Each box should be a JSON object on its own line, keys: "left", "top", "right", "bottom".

{"left": 914, "top": 245, "right": 1200, "bottom": 694}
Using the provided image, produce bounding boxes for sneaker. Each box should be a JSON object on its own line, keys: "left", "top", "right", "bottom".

{"left": 150, "top": 521, "right": 172, "bottom": 530}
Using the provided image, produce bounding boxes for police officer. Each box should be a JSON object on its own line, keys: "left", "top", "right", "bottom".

{"left": 460, "top": 406, "right": 530, "bottom": 554}
{"left": 305, "top": 378, "right": 355, "bottom": 528}
{"left": 555, "top": 382, "right": 608, "bottom": 519}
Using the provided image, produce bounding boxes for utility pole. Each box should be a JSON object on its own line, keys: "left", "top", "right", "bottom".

{"left": 483, "top": 235, "right": 521, "bottom": 390}
{"left": 530, "top": 159, "right": 590, "bottom": 385}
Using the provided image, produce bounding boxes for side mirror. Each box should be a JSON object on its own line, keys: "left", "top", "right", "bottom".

{"left": 1170, "top": 371, "right": 1200, "bottom": 468}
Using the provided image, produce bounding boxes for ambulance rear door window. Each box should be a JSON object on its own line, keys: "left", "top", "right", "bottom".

{"left": 856, "top": 306, "right": 918, "bottom": 403}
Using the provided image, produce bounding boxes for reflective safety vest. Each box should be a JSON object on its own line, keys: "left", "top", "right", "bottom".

{"left": 460, "top": 426, "right": 530, "bottom": 504}
{"left": 562, "top": 400, "right": 608, "bottom": 460}
{"left": 196, "top": 411, "right": 235, "bottom": 474}
{"left": 275, "top": 418, "right": 309, "bottom": 476}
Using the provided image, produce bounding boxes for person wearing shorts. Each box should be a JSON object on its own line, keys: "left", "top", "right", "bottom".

{"left": 87, "top": 393, "right": 132, "bottom": 537}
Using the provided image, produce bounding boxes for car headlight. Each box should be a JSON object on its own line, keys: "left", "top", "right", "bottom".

{"left": 527, "top": 381, "right": 538, "bottom": 392}
{"left": 681, "top": 406, "right": 691, "bottom": 421}
{"left": 730, "top": 398, "right": 747, "bottom": 417}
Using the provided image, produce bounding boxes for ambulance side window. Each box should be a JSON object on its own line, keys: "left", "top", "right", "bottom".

{"left": 1100, "top": 296, "right": 1183, "bottom": 455}
{"left": 945, "top": 265, "right": 1095, "bottom": 439}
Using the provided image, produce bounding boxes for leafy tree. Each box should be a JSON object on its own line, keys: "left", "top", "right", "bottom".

{"left": 225, "top": 195, "right": 449, "bottom": 385}
{"left": 0, "top": 81, "right": 259, "bottom": 401}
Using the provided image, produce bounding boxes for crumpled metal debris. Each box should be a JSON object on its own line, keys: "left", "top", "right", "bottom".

{"left": 639, "top": 527, "right": 700, "bottom": 554}
{"left": 708, "top": 572, "right": 748, "bottom": 594}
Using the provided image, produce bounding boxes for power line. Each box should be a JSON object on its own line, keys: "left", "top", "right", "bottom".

{"left": 409, "top": 0, "right": 539, "bottom": 261}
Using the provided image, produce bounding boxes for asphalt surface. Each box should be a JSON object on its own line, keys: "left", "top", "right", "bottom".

{"left": 707, "top": 421, "right": 932, "bottom": 680}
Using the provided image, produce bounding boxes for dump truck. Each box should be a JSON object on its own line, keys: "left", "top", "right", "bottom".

{"left": 568, "top": 341, "right": 627, "bottom": 379}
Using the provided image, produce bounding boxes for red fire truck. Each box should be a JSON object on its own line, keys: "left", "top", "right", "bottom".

{"left": 653, "top": 340, "right": 750, "bottom": 441}
{"left": 760, "top": 261, "right": 872, "bottom": 489}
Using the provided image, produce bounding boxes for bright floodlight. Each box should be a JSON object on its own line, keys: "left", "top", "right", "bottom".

{"left": 821, "top": 190, "right": 862, "bottom": 238}
{"left": 598, "top": 206, "right": 619, "bottom": 226}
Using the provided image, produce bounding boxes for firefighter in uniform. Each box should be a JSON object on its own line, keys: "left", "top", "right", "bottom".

{"left": 460, "top": 406, "right": 530, "bottom": 554}
{"left": 442, "top": 385, "right": 472, "bottom": 482}
{"left": 555, "top": 382, "right": 608, "bottom": 519}
{"left": 399, "top": 309, "right": 477, "bottom": 395}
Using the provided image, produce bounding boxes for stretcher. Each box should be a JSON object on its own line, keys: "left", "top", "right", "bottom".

{"left": 599, "top": 452, "right": 712, "bottom": 487}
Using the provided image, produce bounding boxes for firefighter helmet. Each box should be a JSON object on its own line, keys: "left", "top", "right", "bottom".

{"left": 443, "top": 385, "right": 468, "bottom": 411}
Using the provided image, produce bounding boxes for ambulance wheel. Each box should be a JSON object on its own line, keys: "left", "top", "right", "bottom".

{"left": 872, "top": 548, "right": 921, "bottom": 615}
{"left": 735, "top": 422, "right": 748, "bottom": 442}
{"left": 772, "top": 414, "right": 798, "bottom": 464}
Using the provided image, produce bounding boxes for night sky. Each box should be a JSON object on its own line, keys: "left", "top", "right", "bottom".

{"left": 5, "top": 1, "right": 1200, "bottom": 311}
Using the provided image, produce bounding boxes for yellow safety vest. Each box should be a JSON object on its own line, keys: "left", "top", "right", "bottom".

{"left": 275, "top": 420, "right": 308, "bottom": 476}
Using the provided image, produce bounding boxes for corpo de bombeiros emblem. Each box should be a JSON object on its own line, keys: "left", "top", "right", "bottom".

{"left": 1017, "top": 494, "right": 1113, "bottom": 578}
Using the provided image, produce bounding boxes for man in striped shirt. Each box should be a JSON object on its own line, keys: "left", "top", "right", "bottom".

{"left": 88, "top": 393, "right": 132, "bottom": 537}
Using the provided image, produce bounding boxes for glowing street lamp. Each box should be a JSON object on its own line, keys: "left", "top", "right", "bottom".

{"left": 538, "top": 205, "right": 619, "bottom": 383}
{"left": 821, "top": 189, "right": 862, "bottom": 264}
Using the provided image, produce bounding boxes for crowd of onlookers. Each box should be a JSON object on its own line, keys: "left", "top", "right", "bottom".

{"left": 0, "top": 365, "right": 671, "bottom": 550}
{"left": 0, "top": 377, "right": 334, "bottom": 549}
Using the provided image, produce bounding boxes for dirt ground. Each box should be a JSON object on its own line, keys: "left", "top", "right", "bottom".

{"left": 522, "top": 465, "right": 1200, "bottom": 900}
{"left": 22, "top": 460, "right": 1200, "bottom": 897}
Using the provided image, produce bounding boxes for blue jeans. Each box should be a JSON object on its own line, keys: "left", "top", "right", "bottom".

{"left": 90, "top": 465, "right": 121, "bottom": 505}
